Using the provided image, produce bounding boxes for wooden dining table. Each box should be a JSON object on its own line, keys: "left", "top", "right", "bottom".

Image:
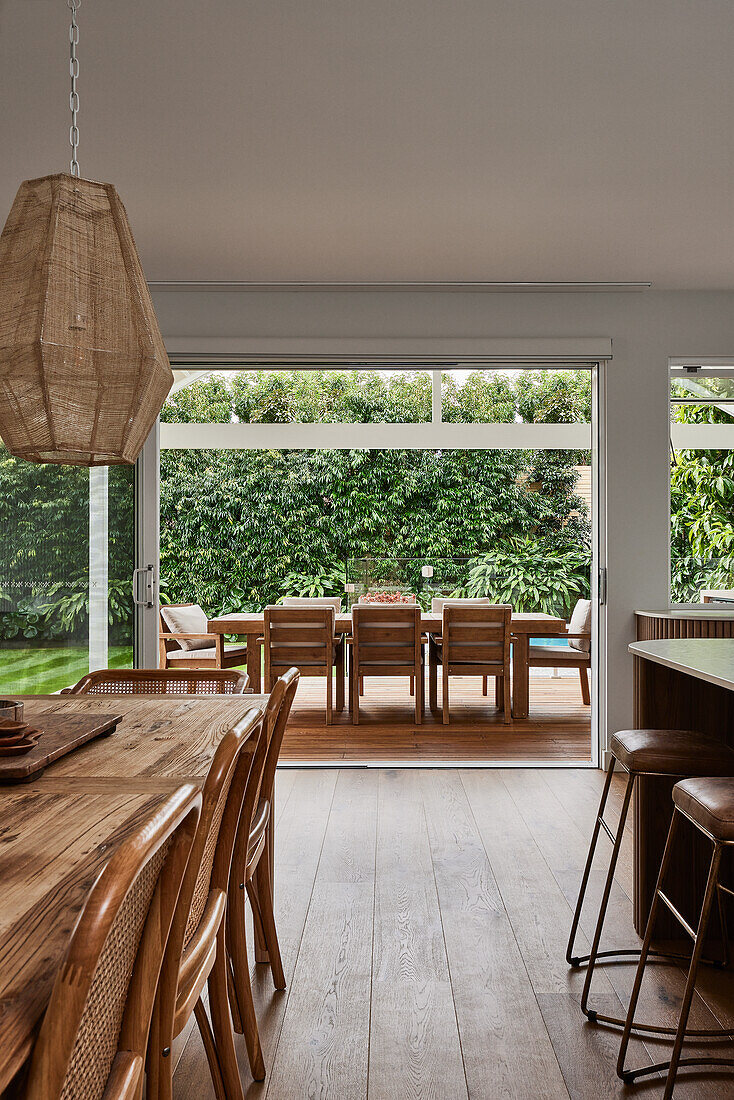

{"left": 208, "top": 610, "right": 566, "bottom": 718}
{"left": 0, "top": 692, "right": 268, "bottom": 1095}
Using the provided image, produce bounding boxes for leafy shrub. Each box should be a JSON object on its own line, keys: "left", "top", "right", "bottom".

{"left": 466, "top": 538, "right": 591, "bottom": 618}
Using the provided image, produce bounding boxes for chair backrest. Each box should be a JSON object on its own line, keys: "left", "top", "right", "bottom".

{"left": 65, "top": 668, "right": 250, "bottom": 695}
{"left": 567, "top": 598, "right": 592, "bottom": 653}
{"left": 264, "top": 606, "right": 336, "bottom": 671}
{"left": 431, "top": 597, "right": 490, "bottom": 614}
{"left": 159, "top": 604, "right": 210, "bottom": 653}
{"left": 24, "top": 784, "right": 201, "bottom": 1100}
{"left": 229, "top": 670, "right": 299, "bottom": 902}
{"left": 281, "top": 596, "right": 342, "bottom": 612}
{"left": 172, "top": 709, "right": 264, "bottom": 957}
{"left": 442, "top": 604, "right": 512, "bottom": 669}
{"left": 352, "top": 604, "right": 422, "bottom": 671}
{"left": 260, "top": 667, "right": 300, "bottom": 806}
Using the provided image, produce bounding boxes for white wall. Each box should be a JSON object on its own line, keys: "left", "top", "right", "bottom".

{"left": 151, "top": 289, "right": 734, "bottom": 745}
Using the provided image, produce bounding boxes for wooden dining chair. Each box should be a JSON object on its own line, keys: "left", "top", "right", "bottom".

{"left": 350, "top": 604, "right": 423, "bottom": 724}
{"left": 64, "top": 668, "right": 250, "bottom": 695}
{"left": 429, "top": 604, "right": 512, "bottom": 724}
{"left": 24, "top": 784, "right": 202, "bottom": 1100}
{"left": 159, "top": 604, "right": 249, "bottom": 671}
{"left": 147, "top": 707, "right": 264, "bottom": 1100}
{"left": 227, "top": 667, "right": 300, "bottom": 1080}
{"left": 526, "top": 597, "right": 592, "bottom": 704}
{"left": 264, "top": 605, "right": 343, "bottom": 724}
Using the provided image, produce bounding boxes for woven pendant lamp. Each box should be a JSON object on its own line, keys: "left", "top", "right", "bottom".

{"left": 0, "top": 174, "right": 172, "bottom": 465}
{"left": 0, "top": 2, "right": 172, "bottom": 466}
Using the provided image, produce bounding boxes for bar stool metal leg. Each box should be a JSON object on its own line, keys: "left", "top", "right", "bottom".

{"left": 617, "top": 811, "right": 734, "bottom": 1090}
{"left": 579, "top": 769, "right": 635, "bottom": 1018}
{"left": 566, "top": 756, "right": 618, "bottom": 967}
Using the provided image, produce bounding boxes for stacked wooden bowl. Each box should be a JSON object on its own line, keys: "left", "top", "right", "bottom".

{"left": 0, "top": 701, "right": 41, "bottom": 756}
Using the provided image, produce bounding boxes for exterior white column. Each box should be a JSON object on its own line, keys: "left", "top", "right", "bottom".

{"left": 89, "top": 466, "right": 108, "bottom": 672}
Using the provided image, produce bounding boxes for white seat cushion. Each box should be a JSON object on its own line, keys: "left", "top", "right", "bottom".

{"left": 529, "top": 644, "right": 587, "bottom": 661}
{"left": 167, "top": 644, "right": 247, "bottom": 662}
{"left": 160, "top": 604, "right": 210, "bottom": 651}
{"left": 568, "top": 599, "right": 592, "bottom": 653}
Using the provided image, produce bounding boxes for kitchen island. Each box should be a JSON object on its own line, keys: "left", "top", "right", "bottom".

{"left": 628, "top": 636, "right": 734, "bottom": 936}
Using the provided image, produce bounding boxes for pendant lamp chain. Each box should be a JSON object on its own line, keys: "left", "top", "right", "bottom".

{"left": 68, "top": 0, "right": 80, "bottom": 177}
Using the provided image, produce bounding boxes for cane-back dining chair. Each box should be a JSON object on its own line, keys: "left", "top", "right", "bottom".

{"left": 24, "top": 784, "right": 202, "bottom": 1100}
{"left": 264, "top": 605, "right": 343, "bottom": 724}
{"left": 64, "top": 668, "right": 250, "bottom": 695}
{"left": 429, "top": 604, "right": 512, "bottom": 724}
{"left": 227, "top": 667, "right": 300, "bottom": 1080}
{"left": 147, "top": 708, "right": 264, "bottom": 1100}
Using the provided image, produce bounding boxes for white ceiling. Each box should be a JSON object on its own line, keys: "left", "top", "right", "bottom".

{"left": 2, "top": 0, "right": 734, "bottom": 287}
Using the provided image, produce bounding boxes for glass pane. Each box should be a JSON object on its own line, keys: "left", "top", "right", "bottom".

{"left": 441, "top": 368, "right": 591, "bottom": 423}
{"left": 671, "top": 446, "right": 734, "bottom": 602}
{"left": 165, "top": 368, "right": 433, "bottom": 423}
{"left": 670, "top": 376, "right": 734, "bottom": 424}
{"left": 0, "top": 447, "right": 134, "bottom": 694}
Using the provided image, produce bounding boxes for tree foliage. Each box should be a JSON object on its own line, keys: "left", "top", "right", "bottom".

{"left": 671, "top": 395, "right": 734, "bottom": 600}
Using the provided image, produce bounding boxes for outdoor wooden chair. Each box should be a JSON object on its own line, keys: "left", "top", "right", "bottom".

{"left": 351, "top": 604, "right": 423, "bottom": 724}
{"left": 24, "top": 784, "right": 201, "bottom": 1100}
{"left": 159, "top": 603, "right": 249, "bottom": 670}
{"left": 227, "top": 667, "right": 300, "bottom": 1080}
{"left": 431, "top": 597, "right": 492, "bottom": 695}
{"left": 429, "top": 604, "right": 512, "bottom": 724}
{"left": 526, "top": 597, "right": 592, "bottom": 705}
{"left": 147, "top": 707, "right": 264, "bottom": 1100}
{"left": 64, "top": 667, "right": 250, "bottom": 695}
{"left": 264, "top": 605, "right": 343, "bottom": 724}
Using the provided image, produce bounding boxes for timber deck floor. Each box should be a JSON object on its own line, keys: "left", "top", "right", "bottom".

{"left": 175, "top": 767, "right": 734, "bottom": 1099}
{"left": 279, "top": 672, "right": 592, "bottom": 762}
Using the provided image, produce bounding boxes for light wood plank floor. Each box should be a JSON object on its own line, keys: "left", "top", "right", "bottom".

{"left": 280, "top": 673, "right": 591, "bottom": 762}
{"left": 175, "top": 768, "right": 734, "bottom": 1099}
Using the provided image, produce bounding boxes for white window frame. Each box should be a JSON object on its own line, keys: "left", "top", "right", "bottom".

{"left": 139, "top": 336, "right": 610, "bottom": 765}
{"left": 669, "top": 358, "right": 734, "bottom": 608}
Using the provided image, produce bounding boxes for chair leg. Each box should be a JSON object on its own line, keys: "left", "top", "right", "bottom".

{"left": 352, "top": 663, "right": 360, "bottom": 725}
{"left": 617, "top": 810, "right": 682, "bottom": 1081}
{"left": 661, "top": 843, "right": 726, "bottom": 1100}
{"left": 442, "top": 666, "right": 450, "bottom": 724}
{"left": 414, "top": 664, "right": 422, "bottom": 724}
{"left": 494, "top": 676, "right": 501, "bottom": 707}
{"left": 193, "top": 999, "right": 228, "bottom": 1100}
{"left": 253, "top": 854, "right": 286, "bottom": 990}
{"left": 336, "top": 645, "right": 345, "bottom": 713}
{"left": 410, "top": 674, "right": 414, "bottom": 696}
{"left": 567, "top": 756, "right": 618, "bottom": 965}
{"left": 359, "top": 675, "right": 364, "bottom": 695}
{"left": 208, "top": 922, "right": 246, "bottom": 1099}
{"left": 483, "top": 675, "right": 488, "bottom": 696}
{"left": 579, "top": 770, "right": 635, "bottom": 1017}
{"left": 579, "top": 666, "right": 591, "bottom": 705}
{"left": 429, "top": 649, "right": 438, "bottom": 711}
{"left": 227, "top": 878, "right": 266, "bottom": 1080}
{"left": 503, "top": 672, "right": 511, "bottom": 725}
{"left": 326, "top": 664, "right": 333, "bottom": 726}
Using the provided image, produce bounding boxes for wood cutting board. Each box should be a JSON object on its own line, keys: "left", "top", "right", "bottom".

{"left": 0, "top": 712, "right": 122, "bottom": 782}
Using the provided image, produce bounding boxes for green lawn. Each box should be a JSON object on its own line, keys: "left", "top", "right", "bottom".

{"left": 0, "top": 646, "right": 133, "bottom": 695}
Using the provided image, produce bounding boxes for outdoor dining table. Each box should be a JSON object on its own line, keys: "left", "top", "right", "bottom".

{"left": 207, "top": 611, "right": 566, "bottom": 718}
{"left": 0, "top": 692, "right": 269, "bottom": 1095}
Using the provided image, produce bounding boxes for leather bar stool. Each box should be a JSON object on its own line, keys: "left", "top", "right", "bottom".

{"left": 567, "top": 728, "right": 734, "bottom": 1026}
{"left": 617, "top": 777, "right": 734, "bottom": 1099}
